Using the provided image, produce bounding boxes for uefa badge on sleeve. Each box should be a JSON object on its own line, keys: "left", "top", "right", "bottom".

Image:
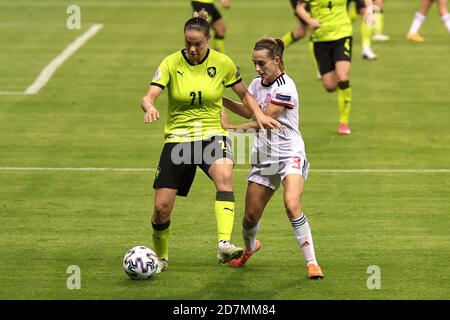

{"left": 152, "top": 68, "right": 162, "bottom": 81}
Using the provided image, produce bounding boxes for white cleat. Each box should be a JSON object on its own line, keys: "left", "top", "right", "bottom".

{"left": 155, "top": 258, "right": 168, "bottom": 273}
{"left": 362, "top": 47, "right": 378, "bottom": 61}
{"left": 217, "top": 241, "right": 244, "bottom": 264}
{"left": 372, "top": 33, "right": 390, "bottom": 42}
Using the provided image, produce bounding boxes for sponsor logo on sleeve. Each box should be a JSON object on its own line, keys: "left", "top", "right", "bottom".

{"left": 275, "top": 93, "right": 291, "bottom": 102}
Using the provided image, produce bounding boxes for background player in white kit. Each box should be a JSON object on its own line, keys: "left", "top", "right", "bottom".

{"left": 221, "top": 38, "right": 323, "bottom": 279}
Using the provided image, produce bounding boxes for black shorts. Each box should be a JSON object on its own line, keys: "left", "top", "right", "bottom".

{"left": 153, "top": 136, "right": 233, "bottom": 197}
{"left": 347, "top": 0, "right": 365, "bottom": 11}
{"left": 313, "top": 37, "right": 353, "bottom": 75}
{"left": 191, "top": 1, "right": 222, "bottom": 23}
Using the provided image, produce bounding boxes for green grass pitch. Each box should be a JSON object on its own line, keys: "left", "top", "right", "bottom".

{"left": 0, "top": 0, "right": 449, "bottom": 300}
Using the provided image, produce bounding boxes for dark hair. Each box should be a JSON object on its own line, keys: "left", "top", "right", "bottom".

{"left": 254, "top": 38, "right": 285, "bottom": 71}
{"left": 184, "top": 9, "right": 210, "bottom": 37}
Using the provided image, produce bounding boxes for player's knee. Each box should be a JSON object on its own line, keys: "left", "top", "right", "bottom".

{"left": 284, "top": 202, "right": 301, "bottom": 219}
{"left": 243, "top": 214, "right": 259, "bottom": 228}
{"left": 213, "top": 21, "right": 226, "bottom": 36}
{"left": 215, "top": 176, "right": 233, "bottom": 192}
{"left": 324, "top": 84, "right": 337, "bottom": 92}
{"left": 153, "top": 202, "right": 172, "bottom": 219}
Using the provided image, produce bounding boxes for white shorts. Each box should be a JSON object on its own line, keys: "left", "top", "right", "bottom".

{"left": 248, "top": 156, "right": 309, "bottom": 191}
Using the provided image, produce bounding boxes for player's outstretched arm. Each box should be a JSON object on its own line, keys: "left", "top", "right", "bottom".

{"left": 141, "top": 85, "right": 162, "bottom": 123}
{"left": 230, "top": 81, "right": 282, "bottom": 130}
{"left": 220, "top": 109, "right": 258, "bottom": 131}
{"left": 222, "top": 96, "right": 253, "bottom": 119}
{"left": 220, "top": 103, "right": 284, "bottom": 131}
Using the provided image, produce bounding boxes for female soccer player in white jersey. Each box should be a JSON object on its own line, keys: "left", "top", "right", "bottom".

{"left": 221, "top": 38, "right": 323, "bottom": 279}
{"left": 407, "top": 0, "right": 450, "bottom": 42}
{"left": 141, "top": 11, "right": 281, "bottom": 272}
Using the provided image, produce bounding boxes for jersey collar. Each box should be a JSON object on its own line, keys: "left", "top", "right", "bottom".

{"left": 181, "top": 48, "right": 210, "bottom": 66}
{"left": 261, "top": 72, "right": 285, "bottom": 87}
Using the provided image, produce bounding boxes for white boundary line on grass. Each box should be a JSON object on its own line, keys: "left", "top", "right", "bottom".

{"left": 0, "top": 24, "right": 103, "bottom": 96}
{"left": 0, "top": 167, "right": 449, "bottom": 173}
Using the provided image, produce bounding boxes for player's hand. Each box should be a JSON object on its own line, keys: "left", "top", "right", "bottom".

{"left": 220, "top": 0, "right": 231, "bottom": 9}
{"left": 254, "top": 112, "right": 282, "bottom": 131}
{"left": 144, "top": 105, "right": 160, "bottom": 123}
{"left": 308, "top": 19, "right": 321, "bottom": 29}
{"left": 220, "top": 109, "right": 231, "bottom": 129}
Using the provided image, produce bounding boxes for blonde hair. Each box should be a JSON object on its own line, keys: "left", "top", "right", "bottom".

{"left": 193, "top": 9, "right": 209, "bottom": 20}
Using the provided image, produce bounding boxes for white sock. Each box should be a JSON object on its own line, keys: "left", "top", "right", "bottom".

{"left": 441, "top": 13, "right": 450, "bottom": 32}
{"left": 242, "top": 224, "right": 259, "bottom": 252}
{"left": 408, "top": 12, "right": 426, "bottom": 34}
{"left": 291, "top": 214, "right": 318, "bottom": 266}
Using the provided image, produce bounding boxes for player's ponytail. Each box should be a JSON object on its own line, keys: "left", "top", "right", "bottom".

{"left": 185, "top": 9, "right": 211, "bottom": 37}
{"left": 254, "top": 38, "right": 285, "bottom": 72}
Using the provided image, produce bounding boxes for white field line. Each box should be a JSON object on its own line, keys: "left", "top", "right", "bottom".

{"left": 0, "top": 24, "right": 103, "bottom": 96}
{"left": 0, "top": 91, "right": 26, "bottom": 95}
{"left": 0, "top": 167, "right": 449, "bottom": 173}
{"left": 24, "top": 24, "right": 103, "bottom": 95}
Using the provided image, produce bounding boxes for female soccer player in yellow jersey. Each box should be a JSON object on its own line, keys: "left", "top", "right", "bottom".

{"left": 407, "top": 0, "right": 450, "bottom": 42}
{"left": 141, "top": 11, "right": 281, "bottom": 272}
{"left": 347, "top": 0, "right": 379, "bottom": 61}
{"left": 221, "top": 38, "right": 323, "bottom": 279}
{"left": 281, "top": 0, "right": 321, "bottom": 79}
{"left": 297, "top": 0, "right": 374, "bottom": 135}
{"left": 191, "top": 0, "right": 231, "bottom": 53}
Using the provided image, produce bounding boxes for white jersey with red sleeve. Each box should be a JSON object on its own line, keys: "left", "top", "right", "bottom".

{"left": 248, "top": 73, "right": 306, "bottom": 164}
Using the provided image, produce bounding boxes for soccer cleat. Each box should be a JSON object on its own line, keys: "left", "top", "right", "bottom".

{"left": 228, "top": 240, "right": 262, "bottom": 268}
{"left": 155, "top": 258, "right": 168, "bottom": 273}
{"left": 217, "top": 241, "right": 245, "bottom": 264}
{"left": 362, "top": 47, "right": 378, "bottom": 61}
{"left": 338, "top": 123, "right": 351, "bottom": 135}
{"left": 407, "top": 33, "right": 425, "bottom": 42}
{"left": 307, "top": 264, "right": 324, "bottom": 279}
{"left": 372, "top": 33, "right": 390, "bottom": 42}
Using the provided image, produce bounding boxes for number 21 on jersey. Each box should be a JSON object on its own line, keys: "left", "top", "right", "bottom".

{"left": 190, "top": 91, "right": 202, "bottom": 105}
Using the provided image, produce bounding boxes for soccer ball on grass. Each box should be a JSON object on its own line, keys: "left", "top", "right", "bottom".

{"left": 123, "top": 246, "right": 159, "bottom": 280}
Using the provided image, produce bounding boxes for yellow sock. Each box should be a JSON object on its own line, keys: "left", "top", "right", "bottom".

{"left": 308, "top": 40, "right": 320, "bottom": 76}
{"left": 360, "top": 20, "right": 372, "bottom": 48}
{"left": 215, "top": 191, "right": 235, "bottom": 242}
{"left": 374, "top": 12, "right": 384, "bottom": 34}
{"left": 337, "top": 82, "right": 352, "bottom": 124}
{"left": 348, "top": 2, "right": 358, "bottom": 23}
{"left": 214, "top": 36, "right": 225, "bottom": 53}
{"left": 152, "top": 220, "right": 170, "bottom": 260}
{"left": 281, "top": 31, "right": 296, "bottom": 48}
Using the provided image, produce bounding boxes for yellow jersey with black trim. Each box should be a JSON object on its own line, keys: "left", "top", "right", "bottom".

{"left": 302, "top": 0, "right": 352, "bottom": 42}
{"left": 192, "top": 0, "right": 214, "bottom": 3}
{"left": 151, "top": 49, "right": 242, "bottom": 143}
